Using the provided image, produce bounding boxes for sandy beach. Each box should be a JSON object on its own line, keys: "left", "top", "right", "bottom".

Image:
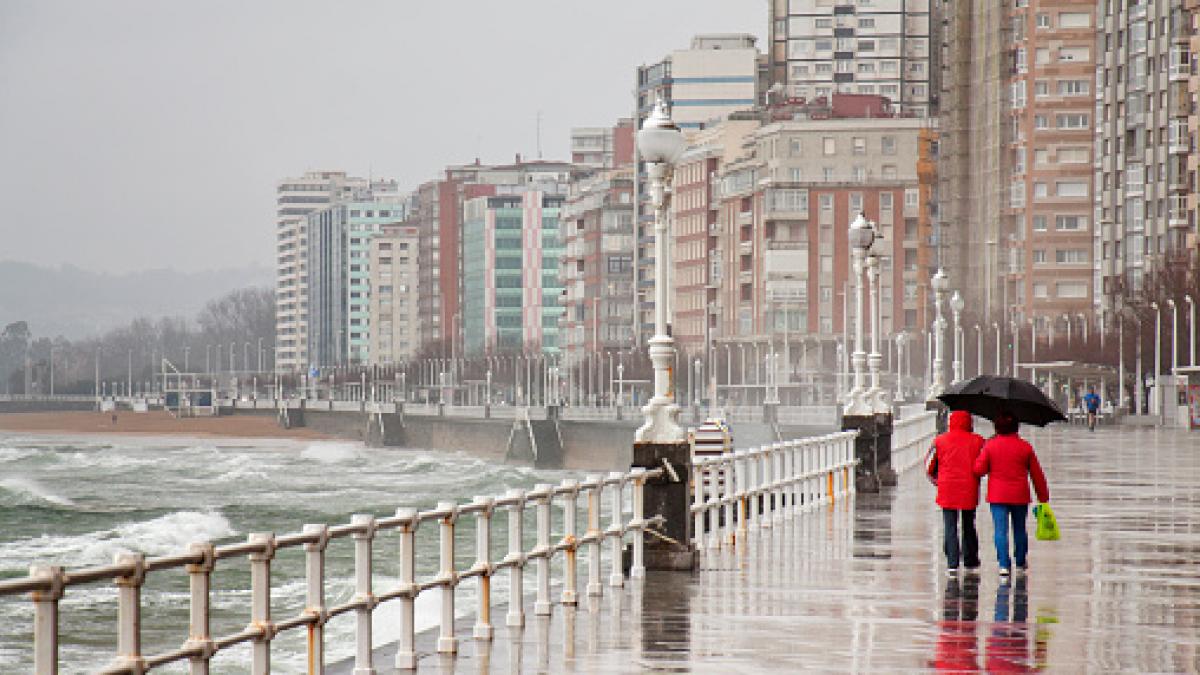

{"left": 0, "top": 411, "right": 332, "bottom": 439}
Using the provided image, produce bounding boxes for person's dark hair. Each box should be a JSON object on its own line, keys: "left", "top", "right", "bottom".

{"left": 994, "top": 412, "right": 1019, "bottom": 435}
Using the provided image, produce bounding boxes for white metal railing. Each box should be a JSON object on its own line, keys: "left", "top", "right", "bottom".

{"left": 890, "top": 410, "right": 938, "bottom": 472}
{"left": 690, "top": 431, "right": 858, "bottom": 549}
{"left": 0, "top": 468, "right": 663, "bottom": 674}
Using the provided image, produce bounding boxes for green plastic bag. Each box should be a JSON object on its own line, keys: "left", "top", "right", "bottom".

{"left": 1034, "top": 504, "right": 1060, "bottom": 541}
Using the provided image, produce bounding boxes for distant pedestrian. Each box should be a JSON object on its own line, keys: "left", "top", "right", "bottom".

{"left": 1082, "top": 388, "right": 1101, "bottom": 431}
{"left": 111, "top": 412, "right": 118, "bottom": 426}
{"left": 973, "top": 411, "right": 1050, "bottom": 578}
{"left": 927, "top": 411, "right": 986, "bottom": 576}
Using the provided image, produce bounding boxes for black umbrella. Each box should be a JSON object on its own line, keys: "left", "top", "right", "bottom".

{"left": 936, "top": 375, "right": 1066, "bottom": 427}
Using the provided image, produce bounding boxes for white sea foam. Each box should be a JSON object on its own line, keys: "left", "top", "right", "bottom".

{"left": 0, "top": 477, "right": 75, "bottom": 507}
{"left": 0, "top": 447, "right": 40, "bottom": 463}
{"left": 0, "top": 510, "right": 235, "bottom": 572}
{"left": 300, "top": 442, "right": 360, "bottom": 464}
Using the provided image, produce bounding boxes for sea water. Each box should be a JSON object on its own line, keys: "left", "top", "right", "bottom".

{"left": 0, "top": 433, "right": 569, "bottom": 673}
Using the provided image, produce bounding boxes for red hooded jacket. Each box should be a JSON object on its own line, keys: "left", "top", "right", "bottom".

{"left": 973, "top": 433, "right": 1050, "bottom": 505}
{"left": 928, "top": 411, "right": 985, "bottom": 510}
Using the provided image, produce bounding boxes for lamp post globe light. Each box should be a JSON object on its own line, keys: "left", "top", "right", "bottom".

{"left": 634, "top": 98, "right": 687, "bottom": 445}
{"left": 843, "top": 213, "right": 876, "bottom": 417}
{"left": 949, "top": 291, "right": 964, "bottom": 383}
{"left": 927, "top": 268, "right": 949, "bottom": 401}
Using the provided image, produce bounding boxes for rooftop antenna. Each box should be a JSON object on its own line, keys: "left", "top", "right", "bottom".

{"left": 536, "top": 110, "right": 543, "bottom": 159}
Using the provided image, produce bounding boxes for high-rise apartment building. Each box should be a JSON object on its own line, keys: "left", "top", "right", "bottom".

{"left": 306, "top": 194, "right": 405, "bottom": 367}
{"left": 368, "top": 224, "right": 421, "bottom": 366}
{"left": 1189, "top": 0, "right": 1200, "bottom": 266}
{"left": 768, "top": 0, "right": 936, "bottom": 117}
{"left": 1007, "top": 2, "right": 1098, "bottom": 328}
{"left": 635, "top": 34, "right": 761, "bottom": 343}
{"left": 559, "top": 167, "right": 636, "bottom": 368}
{"left": 1096, "top": 0, "right": 1193, "bottom": 310}
{"left": 709, "top": 97, "right": 931, "bottom": 404}
{"left": 275, "top": 171, "right": 373, "bottom": 372}
{"left": 462, "top": 188, "right": 567, "bottom": 355}
{"left": 570, "top": 120, "right": 635, "bottom": 171}
{"left": 937, "top": 1, "right": 1013, "bottom": 320}
{"left": 670, "top": 119, "right": 762, "bottom": 357}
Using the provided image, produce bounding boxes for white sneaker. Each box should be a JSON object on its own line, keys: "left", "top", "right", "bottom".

{"left": 999, "top": 567, "right": 1011, "bottom": 578}
{"left": 946, "top": 568, "right": 960, "bottom": 578}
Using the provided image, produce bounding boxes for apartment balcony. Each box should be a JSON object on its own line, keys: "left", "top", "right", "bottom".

{"left": 738, "top": 270, "right": 754, "bottom": 284}
{"left": 737, "top": 210, "right": 754, "bottom": 226}
{"left": 738, "top": 240, "right": 753, "bottom": 256}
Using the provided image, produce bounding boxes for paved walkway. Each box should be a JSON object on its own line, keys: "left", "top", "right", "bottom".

{"left": 349, "top": 425, "right": 1200, "bottom": 673}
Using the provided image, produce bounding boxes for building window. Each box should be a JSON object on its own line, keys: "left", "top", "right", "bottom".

{"left": 1033, "top": 183, "right": 1048, "bottom": 198}
{"left": 1033, "top": 283, "right": 1048, "bottom": 299}
{"left": 1034, "top": 81, "right": 1049, "bottom": 98}
{"left": 1032, "top": 250, "right": 1047, "bottom": 264}
{"left": 858, "top": 17, "right": 875, "bottom": 28}
{"left": 882, "top": 165, "right": 898, "bottom": 180}
{"left": 1054, "top": 215, "right": 1085, "bottom": 231}
{"left": 1058, "top": 80, "right": 1089, "bottom": 96}
{"left": 881, "top": 136, "right": 896, "bottom": 155}
{"left": 1055, "top": 249, "right": 1088, "bottom": 264}
{"left": 1034, "top": 115, "right": 1049, "bottom": 129}
{"left": 1056, "top": 113, "right": 1089, "bottom": 130}
{"left": 1056, "top": 181, "right": 1088, "bottom": 197}
{"left": 1056, "top": 281, "right": 1088, "bottom": 298}
{"left": 1032, "top": 215, "right": 1047, "bottom": 231}
{"left": 823, "top": 137, "right": 836, "bottom": 155}
{"left": 852, "top": 137, "right": 866, "bottom": 155}
{"left": 1036, "top": 13, "right": 1050, "bottom": 29}
{"left": 880, "top": 193, "right": 894, "bottom": 211}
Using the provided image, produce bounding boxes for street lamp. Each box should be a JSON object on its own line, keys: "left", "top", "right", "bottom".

{"left": 845, "top": 213, "right": 876, "bottom": 416}
{"left": 927, "top": 268, "right": 949, "bottom": 401}
{"left": 992, "top": 322, "right": 1001, "bottom": 376}
{"left": 1166, "top": 299, "right": 1178, "bottom": 374}
{"left": 894, "top": 333, "right": 907, "bottom": 403}
{"left": 634, "top": 97, "right": 687, "bottom": 444}
{"left": 1150, "top": 302, "right": 1162, "bottom": 417}
{"left": 949, "top": 291, "right": 964, "bottom": 383}
{"left": 973, "top": 324, "right": 982, "bottom": 378}
{"left": 1186, "top": 295, "right": 1196, "bottom": 367}
{"left": 865, "top": 241, "right": 888, "bottom": 413}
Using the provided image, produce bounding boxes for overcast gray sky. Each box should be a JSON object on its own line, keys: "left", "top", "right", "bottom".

{"left": 0, "top": 1, "right": 762, "bottom": 274}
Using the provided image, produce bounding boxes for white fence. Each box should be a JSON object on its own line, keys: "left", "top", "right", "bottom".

{"left": 691, "top": 431, "right": 858, "bottom": 549}
{"left": 891, "top": 410, "right": 939, "bottom": 472}
{"left": 0, "top": 468, "right": 663, "bottom": 674}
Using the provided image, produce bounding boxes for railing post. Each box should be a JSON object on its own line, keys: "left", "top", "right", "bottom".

{"left": 112, "top": 552, "right": 146, "bottom": 673}
{"left": 394, "top": 508, "right": 419, "bottom": 670}
{"left": 691, "top": 461, "right": 705, "bottom": 548}
{"left": 789, "top": 442, "right": 802, "bottom": 515}
{"left": 301, "top": 525, "right": 328, "bottom": 675}
{"left": 585, "top": 476, "right": 603, "bottom": 596}
{"left": 630, "top": 469, "right": 647, "bottom": 578}
{"left": 722, "top": 456, "right": 735, "bottom": 546}
{"left": 185, "top": 543, "right": 216, "bottom": 675}
{"left": 30, "top": 565, "right": 64, "bottom": 675}
{"left": 534, "top": 485, "right": 553, "bottom": 615}
{"left": 505, "top": 490, "right": 526, "bottom": 628}
{"left": 560, "top": 479, "right": 579, "bottom": 605}
{"left": 351, "top": 514, "right": 377, "bottom": 675}
{"left": 248, "top": 533, "right": 275, "bottom": 675}
{"left": 437, "top": 501, "right": 459, "bottom": 654}
{"left": 735, "top": 449, "right": 749, "bottom": 539}
{"left": 607, "top": 472, "right": 625, "bottom": 588}
{"left": 472, "top": 496, "right": 495, "bottom": 640}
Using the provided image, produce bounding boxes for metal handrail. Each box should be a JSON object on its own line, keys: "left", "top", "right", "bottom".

{"left": 0, "top": 466, "right": 665, "bottom": 674}
{"left": 690, "top": 431, "right": 859, "bottom": 549}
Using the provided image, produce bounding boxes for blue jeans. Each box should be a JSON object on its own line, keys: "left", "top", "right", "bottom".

{"left": 990, "top": 504, "right": 1030, "bottom": 570}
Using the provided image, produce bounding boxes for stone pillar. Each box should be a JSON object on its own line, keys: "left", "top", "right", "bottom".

{"left": 631, "top": 441, "right": 697, "bottom": 571}
{"left": 841, "top": 413, "right": 894, "bottom": 493}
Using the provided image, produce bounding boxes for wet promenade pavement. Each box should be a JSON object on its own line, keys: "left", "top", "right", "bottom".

{"left": 349, "top": 425, "right": 1200, "bottom": 673}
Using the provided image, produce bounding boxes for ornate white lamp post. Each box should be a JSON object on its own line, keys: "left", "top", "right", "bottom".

{"left": 949, "top": 291, "right": 964, "bottom": 383}
{"left": 894, "top": 333, "right": 907, "bottom": 403}
{"left": 634, "top": 99, "right": 687, "bottom": 444}
{"left": 1166, "top": 299, "right": 1178, "bottom": 374}
{"left": 865, "top": 243, "right": 889, "bottom": 413}
{"left": 1151, "top": 302, "right": 1161, "bottom": 416}
{"left": 927, "top": 269, "right": 949, "bottom": 401}
{"left": 844, "top": 214, "right": 876, "bottom": 416}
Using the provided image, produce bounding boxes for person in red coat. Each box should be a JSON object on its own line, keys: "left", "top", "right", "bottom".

{"left": 973, "top": 412, "right": 1050, "bottom": 577}
{"left": 927, "top": 410, "right": 986, "bottom": 575}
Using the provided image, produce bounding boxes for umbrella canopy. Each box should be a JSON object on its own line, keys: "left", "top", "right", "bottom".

{"left": 937, "top": 375, "right": 1066, "bottom": 427}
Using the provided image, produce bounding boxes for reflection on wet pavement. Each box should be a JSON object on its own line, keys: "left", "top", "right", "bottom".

{"left": 353, "top": 426, "right": 1200, "bottom": 672}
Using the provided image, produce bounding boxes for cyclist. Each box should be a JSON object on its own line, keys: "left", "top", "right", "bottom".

{"left": 1082, "top": 387, "right": 1101, "bottom": 431}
